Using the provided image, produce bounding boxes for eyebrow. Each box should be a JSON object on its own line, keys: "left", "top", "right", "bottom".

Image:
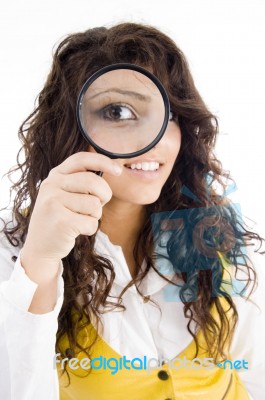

{"left": 87, "top": 88, "right": 152, "bottom": 102}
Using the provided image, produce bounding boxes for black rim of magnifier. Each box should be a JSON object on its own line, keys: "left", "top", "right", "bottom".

{"left": 76, "top": 63, "right": 170, "bottom": 159}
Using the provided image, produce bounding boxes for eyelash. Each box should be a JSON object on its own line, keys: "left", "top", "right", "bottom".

{"left": 97, "top": 104, "right": 176, "bottom": 123}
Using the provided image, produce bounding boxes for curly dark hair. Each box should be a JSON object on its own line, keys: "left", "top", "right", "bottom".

{"left": 1, "top": 22, "right": 264, "bottom": 383}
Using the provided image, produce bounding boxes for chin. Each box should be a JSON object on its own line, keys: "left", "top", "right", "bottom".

{"left": 125, "top": 190, "right": 161, "bottom": 205}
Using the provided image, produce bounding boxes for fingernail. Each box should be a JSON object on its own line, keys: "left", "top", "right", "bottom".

{"left": 112, "top": 164, "right": 123, "bottom": 175}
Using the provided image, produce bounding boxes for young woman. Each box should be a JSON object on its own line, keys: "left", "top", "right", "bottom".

{"left": 0, "top": 22, "right": 264, "bottom": 400}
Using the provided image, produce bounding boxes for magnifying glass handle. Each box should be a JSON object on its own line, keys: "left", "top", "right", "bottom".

{"left": 95, "top": 171, "right": 103, "bottom": 177}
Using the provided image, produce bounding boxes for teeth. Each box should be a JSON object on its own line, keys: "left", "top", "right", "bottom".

{"left": 127, "top": 162, "right": 160, "bottom": 171}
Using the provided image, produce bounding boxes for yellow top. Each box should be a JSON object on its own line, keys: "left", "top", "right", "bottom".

{"left": 57, "top": 253, "right": 250, "bottom": 399}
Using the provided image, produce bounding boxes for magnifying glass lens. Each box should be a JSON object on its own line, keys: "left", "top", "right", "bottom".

{"left": 78, "top": 67, "right": 168, "bottom": 157}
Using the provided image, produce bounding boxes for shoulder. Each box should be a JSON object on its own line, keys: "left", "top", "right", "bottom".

{"left": 0, "top": 209, "right": 22, "bottom": 282}
{"left": 229, "top": 246, "right": 265, "bottom": 390}
{"left": 223, "top": 245, "right": 265, "bottom": 301}
{"left": 228, "top": 245, "right": 265, "bottom": 327}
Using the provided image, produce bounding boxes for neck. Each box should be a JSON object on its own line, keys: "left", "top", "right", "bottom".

{"left": 100, "top": 198, "right": 146, "bottom": 249}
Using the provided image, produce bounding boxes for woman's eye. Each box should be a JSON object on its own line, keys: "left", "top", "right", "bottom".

{"left": 102, "top": 104, "right": 136, "bottom": 121}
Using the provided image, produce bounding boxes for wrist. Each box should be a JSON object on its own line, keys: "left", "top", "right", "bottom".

{"left": 20, "top": 246, "right": 61, "bottom": 284}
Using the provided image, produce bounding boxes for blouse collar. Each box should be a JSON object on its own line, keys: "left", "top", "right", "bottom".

{"left": 94, "top": 230, "right": 176, "bottom": 296}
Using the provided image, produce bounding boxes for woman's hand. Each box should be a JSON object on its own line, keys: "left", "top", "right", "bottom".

{"left": 20, "top": 152, "right": 122, "bottom": 269}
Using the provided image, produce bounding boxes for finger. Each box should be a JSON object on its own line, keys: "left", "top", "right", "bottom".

{"left": 54, "top": 152, "right": 122, "bottom": 176}
{"left": 64, "top": 208, "right": 99, "bottom": 237}
{"left": 59, "top": 172, "right": 112, "bottom": 205}
{"left": 62, "top": 192, "right": 102, "bottom": 220}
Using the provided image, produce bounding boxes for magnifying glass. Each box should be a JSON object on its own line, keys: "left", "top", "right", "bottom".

{"left": 76, "top": 63, "right": 170, "bottom": 174}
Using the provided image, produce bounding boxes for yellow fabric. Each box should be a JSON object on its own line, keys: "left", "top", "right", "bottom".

{"left": 57, "top": 253, "right": 250, "bottom": 399}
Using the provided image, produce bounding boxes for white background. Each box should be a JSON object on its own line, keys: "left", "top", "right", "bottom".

{"left": 0, "top": 0, "right": 265, "bottom": 238}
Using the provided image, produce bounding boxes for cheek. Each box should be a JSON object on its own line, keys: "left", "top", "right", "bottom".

{"left": 164, "top": 123, "right": 182, "bottom": 159}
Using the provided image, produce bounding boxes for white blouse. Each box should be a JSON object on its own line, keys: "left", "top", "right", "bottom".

{"left": 0, "top": 210, "right": 264, "bottom": 399}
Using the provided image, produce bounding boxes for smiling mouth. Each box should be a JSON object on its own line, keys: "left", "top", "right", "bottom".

{"left": 124, "top": 161, "right": 161, "bottom": 171}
